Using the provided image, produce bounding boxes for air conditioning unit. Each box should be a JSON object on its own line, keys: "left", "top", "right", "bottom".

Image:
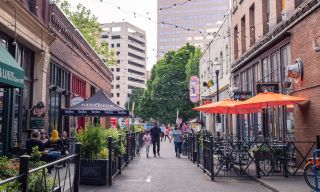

{"left": 281, "top": 10, "right": 287, "bottom": 20}
{"left": 50, "top": 0, "right": 58, "bottom": 4}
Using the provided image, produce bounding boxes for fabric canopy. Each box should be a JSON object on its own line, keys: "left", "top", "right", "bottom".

{"left": 193, "top": 99, "right": 261, "bottom": 114}
{"left": 62, "top": 90, "right": 129, "bottom": 116}
{"left": 233, "top": 92, "right": 307, "bottom": 110}
{"left": 0, "top": 44, "right": 24, "bottom": 88}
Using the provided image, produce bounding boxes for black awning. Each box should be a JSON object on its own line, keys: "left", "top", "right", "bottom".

{"left": 62, "top": 90, "right": 129, "bottom": 116}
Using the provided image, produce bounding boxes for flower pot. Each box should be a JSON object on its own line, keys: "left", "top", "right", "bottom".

{"left": 80, "top": 159, "right": 108, "bottom": 185}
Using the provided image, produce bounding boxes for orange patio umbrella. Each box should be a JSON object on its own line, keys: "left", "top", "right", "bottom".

{"left": 233, "top": 92, "right": 307, "bottom": 110}
{"left": 193, "top": 99, "right": 260, "bottom": 114}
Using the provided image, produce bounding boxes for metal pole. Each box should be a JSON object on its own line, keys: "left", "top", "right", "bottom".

{"left": 108, "top": 136, "right": 113, "bottom": 185}
{"left": 215, "top": 69, "right": 220, "bottom": 136}
{"left": 19, "top": 155, "right": 30, "bottom": 192}
{"left": 74, "top": 143, "right": 81, "bottom": 192}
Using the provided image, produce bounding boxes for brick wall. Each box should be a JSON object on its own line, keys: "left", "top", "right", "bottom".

{"left": 290, "top": 7, "right": 320, "bottom": 142}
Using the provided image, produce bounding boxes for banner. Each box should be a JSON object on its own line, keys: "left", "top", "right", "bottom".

{"left": 189, "top": 76, "right": 200, "bottom": 103}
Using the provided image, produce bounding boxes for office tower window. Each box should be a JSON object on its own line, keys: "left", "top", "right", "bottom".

{"left": 116, "top": 85, "right": 120, "bottom": 89}
{"left": 111, "top": 44, "right": 114, "bottom": 48}
{"left": 116, "top": 68, "right": 120, "bottom": 72}
{"left": 116, "top": 76, "right": 120, "bottom": 80}
{"left": 117, "top": 93, "right": 120, "bottom": 97}
{"left": 117, "top": 43, "right": 120, "bottom": 47}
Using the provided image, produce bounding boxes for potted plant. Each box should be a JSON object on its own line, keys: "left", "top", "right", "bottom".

{"left": 77, "top": 125, "right": 109, "bottom": 185}
{"left": 250, "top": 145, "right": 272, "bottom": 160}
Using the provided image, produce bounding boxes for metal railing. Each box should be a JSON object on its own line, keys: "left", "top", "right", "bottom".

{"left": 184, "top": 132, "right": 316, "bottom": 181}
{"left": 0, "top": 143, "right": 81, "bottom": 192}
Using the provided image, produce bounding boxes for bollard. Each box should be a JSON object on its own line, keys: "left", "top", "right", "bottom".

{"left": 74, "top": 143, "right": 82, "bottom": 192}
{"left": 108, "top": 136, "right": 113, "bottom": 185}
{"left": 19, "top": 155, "right": 31, "bottom": 192}
{"left": 192, "top": 133, "right": 196, "bottom": 163}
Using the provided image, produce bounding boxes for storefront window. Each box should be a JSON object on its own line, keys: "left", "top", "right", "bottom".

{"left": 0, "top": 89, "right": 5, "bottom": 155}
{"left": 49, "top": 63, "right": 70, "bottom": 134}
{"left": 12, "top": 89, "right": 22, "bottom": 147}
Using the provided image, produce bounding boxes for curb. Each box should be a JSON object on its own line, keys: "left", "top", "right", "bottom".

{"left": 254, "top": 178, "right": 280, "bottom": 192}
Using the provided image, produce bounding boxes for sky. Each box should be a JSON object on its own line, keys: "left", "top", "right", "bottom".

{"left": 68, "top": 0, "right": 157, "bottom": 70}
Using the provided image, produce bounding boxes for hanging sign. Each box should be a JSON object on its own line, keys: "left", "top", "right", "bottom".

{"left": 233, "top": 91, "right": 252, "bottom": 101}
{"left": 201, "top": 96, "right": 213, "bottom": 105}
{"left": 189, "top": 76, "right": 200, "bottom": 103}
{"left": 256, "top": 83, "right": 280, "bottom": 94}
{"left": 30, "top": 102, "right": 45, "bottom": 129}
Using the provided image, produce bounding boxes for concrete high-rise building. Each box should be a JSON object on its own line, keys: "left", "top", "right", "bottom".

{"left": 157, "top": 0, "right": 230, "bottom": 58}
{"left": 101, "top": 22, "right": 147, "bottom": 107}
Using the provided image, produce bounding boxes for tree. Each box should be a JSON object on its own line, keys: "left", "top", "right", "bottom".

{"left": 135, "top": 44, "right": 201, "bottom": 124}
{"left": 125, "top": 88, "right": 144, "bottom": 114}
{"left": 58, "top": 0, "right": 115, "bottom": 65}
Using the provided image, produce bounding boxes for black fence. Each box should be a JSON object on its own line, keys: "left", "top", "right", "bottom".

{"left": 0, "top": 143, "right": 81, "bottom": 192}
{"left": 0, "top": 131, "right": 144, "bottom": 191}
{"left": 107, "top": 131, "right": 144, "bottom": 185}
{"left": 183, "top": 132, "right": 316, "bottom": 181}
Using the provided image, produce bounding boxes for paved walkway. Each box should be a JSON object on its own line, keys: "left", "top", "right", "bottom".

{"left": 80, "top": 141, "right": 270, "bottom": 192}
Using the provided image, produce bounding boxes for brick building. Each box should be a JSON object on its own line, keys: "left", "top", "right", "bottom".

{"left": 0, "top": 1, "right": 113, "bottom": 156}
{"left": 48, "top": 4, "right": 113, "bottom": 137}
{"left": 230, "top": 0, "right": 320, "bottom": 142}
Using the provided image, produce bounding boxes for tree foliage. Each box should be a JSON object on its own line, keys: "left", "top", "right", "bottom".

{"left": 135, "top": 44, "right": 201, "bottom": 124}
{"left": 58, "top": 0, "right": 115, "bottom": 65}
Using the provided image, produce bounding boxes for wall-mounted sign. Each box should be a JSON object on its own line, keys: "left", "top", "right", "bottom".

{"left": 286, "top": 58, "right": 304, "bottom": 85}
{"left": 233, "top": 91, "right": 252, "bottom": 101}
{"left": 201, "top": 96, "right": 213, "bottom": 105}
{"left": 256, "top": 83, "right": 280, "bottom": 94}
{"left": 189, "top": 76, "right": 200, "bottom": 103}
{"left": 30, "top": 102, "right": 45, "bottom": 129}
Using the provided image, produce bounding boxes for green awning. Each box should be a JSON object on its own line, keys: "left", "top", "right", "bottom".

{"left": 0, "top": 44, "right": 24, "bottom": 88}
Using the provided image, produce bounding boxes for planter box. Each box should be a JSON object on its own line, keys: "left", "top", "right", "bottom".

{"left": 80, "top": 159, "right": 108, "bottom": 185}
{"left": 254, "top": 151, "right": 272, "bottom": 160}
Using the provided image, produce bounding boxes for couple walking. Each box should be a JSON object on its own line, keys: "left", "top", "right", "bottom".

{"left": 143, "top": 123, "right": 183, "bottom": 158}
{"left": 143, "top": 122, "right": 161, "bottom": 158}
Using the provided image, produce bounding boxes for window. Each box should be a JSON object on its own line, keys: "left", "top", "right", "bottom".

{"left": 116, "top": 84, "right": 120, "bottom": 89}
{"left": 111, "top": 93, "right": 114, "bottom": 97}
{"left": 128, "top": 77, "right": 145, "bottom": 84}
{"left": 117, "top": 101, "right": 120, "bottom": 105}
{"left": 111, "top": 44, "right": 114, "bottom": 48}
{"left": 116, "top": 76, "right": 120, "bottom": 80}
{"left": 28, "top": 0, "right": 37, "bottom": 15}
{"left": 249, "top": 4, "right": 255, "bottom": 46}
{"left": 90, "top": 85, "right": 96, "bottom": 96}
{"left": 262, "top": 0, "right": 270, "bottom": 34}
{"left": 117, "top": 60, "right": 120, "bottom": 64}
{"left": 117, "top": 51, "right": 120, "bottom": 56}
{"left": 116, "top": 68, "right": 120, "bottom": 72}
{"left": 117, "top": 43, "right": 120, "bottom": 47}
{"left": 241, "top": 15, "right": 246, "bottom": 53}
{"left": 49, "top": 63, "right": 71, "bottom": 134}
{"left": 111, "top": 68, "right": 114, "bottom": 72}
{"left": 116, "top": 93, "right": 120, "bottom": 97}
{"left": 128, "top": 60, "right": 144, "bottom": 68}
{"left": 112, "top": 35, "right": 121, "bottom": 39}
{"left": 111, "top": 85, "right": 114, "bottom": 89}
{"left": 128, "top": 69, "right": 144, "bottom": 76}
{"left": 233, "top": 25, "right": 239, "bottom": 59}
{"left": 276, "top": 0, "right": 283, "bottom": 23}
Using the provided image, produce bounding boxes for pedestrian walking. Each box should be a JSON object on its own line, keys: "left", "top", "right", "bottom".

{"left": 143, "top": 130, "right": 152, "bottom": 158}
{"left": 173, "top": 125, "right": 183, "bottom": 158}
{"left": 150, "top": 122, "right": 161, "bottom": 157}
{"left": 169, "top": 127, "right": 174, "bottom": 143}
{"left": 160, "top": 124, "right": 165, "bottom": 142}
{"left": 164, "top": 126, "right": 170, "bottom": 142}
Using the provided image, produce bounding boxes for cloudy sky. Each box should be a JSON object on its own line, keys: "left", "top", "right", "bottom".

{"left": 68, "top": 0, "right": 158, "bottom": 70}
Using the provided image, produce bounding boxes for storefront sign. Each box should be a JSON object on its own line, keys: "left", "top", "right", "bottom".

{"left": 30, "top": 102, "right": 45, "bottom": 129}
{"left": 201, "top": 96, "right": 213, "bottom": 105}
{"left": 189, "top": 76, "right": 200, "bottom": 103}
{"left": 233, "top": 91, "right": 252, "bottom": 101}
{"left": 256, "top": 83, "right": 280, "bottom": 93}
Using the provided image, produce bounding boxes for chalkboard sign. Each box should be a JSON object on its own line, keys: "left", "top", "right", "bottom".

{"left": 233, "top": 91, "right": 252, "bottom": 101}
{"left": 30, "top": 102, "right": 45, "bottom": 129}
{"left": 256, "top": 83, "right": 280, "bottom": 94}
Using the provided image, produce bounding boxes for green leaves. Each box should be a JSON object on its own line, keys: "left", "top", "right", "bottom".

{"left": 134, "top": 44, "right": 201, "bottom": 124}
{"left": 58, "top": 1, "right": 115, "bottom": 65}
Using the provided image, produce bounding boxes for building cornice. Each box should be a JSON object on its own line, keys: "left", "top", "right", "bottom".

{"left": 231, "top": 0, "right": 320, "bottom": 73}
{"left": 50, "top": 4, "right": 112, "bottom": 82}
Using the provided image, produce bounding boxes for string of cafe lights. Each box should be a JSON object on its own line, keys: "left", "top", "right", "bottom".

{"left": 159, "top": 0, "right": 193, "bottom": 12}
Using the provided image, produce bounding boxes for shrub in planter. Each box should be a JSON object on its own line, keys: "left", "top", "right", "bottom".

{"left": 77, "top": 125, "right": 109, "bottom": 185}
{"left": 0, "top": 156, "right": 20, "bottom": 191}
{"left": 250, "top": 145, "right": 272, "bottom": 160}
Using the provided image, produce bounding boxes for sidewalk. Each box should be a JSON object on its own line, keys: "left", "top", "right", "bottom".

{"left": 257, "top": 176, "right": 312, "bottom": 192}
{"left": 80, "top": 141, "right": 270, "bottom": 192}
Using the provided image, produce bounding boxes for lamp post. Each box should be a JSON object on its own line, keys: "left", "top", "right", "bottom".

{"left": 213, "top": 62, "right": 221, "bottom": 136}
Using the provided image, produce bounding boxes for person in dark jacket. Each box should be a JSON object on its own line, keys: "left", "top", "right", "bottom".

{"left": 26, "top": 130, "right": 44, "bottom": 155}
{"left": 150, "top": 122, "right": 161, "bottom": 157}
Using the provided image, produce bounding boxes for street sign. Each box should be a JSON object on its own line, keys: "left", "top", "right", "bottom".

{"left": 233, "top": 91, "right": 252, "bottom": 101}
{"left": 256, "top": 83, "right": 280, "bottom": 93}
{"left": 189, "top": 76, "right": 200, "bottom": 103}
